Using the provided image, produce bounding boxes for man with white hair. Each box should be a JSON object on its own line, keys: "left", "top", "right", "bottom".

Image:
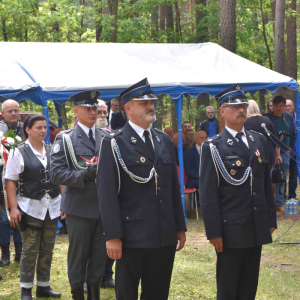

{"left": 0, "top": 99, "right": 23, "bottom": 267}
{"left": 96, "top": 100, "right": 109, "bottom": 129}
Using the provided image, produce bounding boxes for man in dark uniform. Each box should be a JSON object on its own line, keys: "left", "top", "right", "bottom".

{"left": 199, "top": 84, "right": 277, "bottom": 300}
{"left": 96, "top": 78, "right": 186, "bottom": 300}
{"left": 110, "top": 97, "right": 127, "bottom": 129}
{"left": 50, "top": 91, "right": 106, "bottom": 300}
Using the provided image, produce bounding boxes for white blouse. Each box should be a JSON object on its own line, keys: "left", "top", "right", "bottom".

{"left": 4, "top": 140, "right": 61, "bottom": 221}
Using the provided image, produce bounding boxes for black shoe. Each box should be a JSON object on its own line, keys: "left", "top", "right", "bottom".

{"left": 1, "top": 243, "right": 10, "bottom": 266}
{"left": 87, "top": 285, "right": 100, "bottom": 300}
{"left": 71, "top": 287, "right": 84, "bottom": 300}
{"left": 14, "top": 242, "right": 22, "bottom": 262}
{"left": 21, "top": 288, "right": 33, "bottom": 300}
{"left": 36, "top": 286, "right": 61, "bottom": 298}
{"left": 100, "top": 278, "right": 115, "bottom": 289}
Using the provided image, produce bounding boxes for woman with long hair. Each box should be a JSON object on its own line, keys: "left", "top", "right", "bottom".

{"left": 5, "top": 114, "right": 61, "bottom": 300}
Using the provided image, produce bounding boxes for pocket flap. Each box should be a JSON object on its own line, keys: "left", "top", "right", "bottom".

{"left": 161, "top": 154, "right": 172, "bottom": 164}
{"left": 222, "top": 213, "right": 240, "bottom": 224}
{"left": 122, "top": 208, "right": 144, "bottom": 222}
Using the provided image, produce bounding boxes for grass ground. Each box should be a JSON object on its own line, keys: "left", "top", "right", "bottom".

{"left": 0, "top": 212, "right": 300, "bottom": 300}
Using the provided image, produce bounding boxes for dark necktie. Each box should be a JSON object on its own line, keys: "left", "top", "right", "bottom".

{"left": 235, "top": 132, "right": 249, "bottom": 158}
{"left": 89, "top": 129, "right": 95, "bottom": 146}
{"left": 144, "top": 130, "right": 154, "bottom": 156}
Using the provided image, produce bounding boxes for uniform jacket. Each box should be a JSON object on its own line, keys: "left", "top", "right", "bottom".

{"left": 199, "top": 128, "right": 277, "bottom": 249}
{"left": 50, "top": 124, "right": 106, "bottom": 219}
{"left": 111, "top": 110, "right": 127, "bottom": 130}
{"left": 264, "top": 111, "right": 296, "bottom": 150}
{"left": 184, "top": 144, "right": 200, "bottom": 189}
{"left": 96, "top": 122, "right": 187, "bottom": 249}
{"left": 199, "top": 118, "right": 220, "bottom": 136}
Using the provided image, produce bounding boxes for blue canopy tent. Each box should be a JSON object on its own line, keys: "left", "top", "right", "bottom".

{"left": 0, "top": 42, "right": 299, "bottom": 220}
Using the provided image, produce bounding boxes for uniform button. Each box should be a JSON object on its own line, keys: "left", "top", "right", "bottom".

{"left": 224, "top": 220, "right": 226, "bottom": 223}
{"left": 254, "top": 207, "right": 257, "bottom": 210}
{"left": 103, "top": 233, "right": 105, "bottom": 236}
{"left": 160, "top": 200, "right": 163, "bottom": 204}
{"left": 126, "top": 217, "right": 129, "bottom": 220}
{"left": 253, "top": 192, "right": 256, "bottom": 196}
{"left": 158, "top": 187, "right": 161, "bottom": 191}
{"left": 136, "top": 161, "right": 139, "bottom": 163}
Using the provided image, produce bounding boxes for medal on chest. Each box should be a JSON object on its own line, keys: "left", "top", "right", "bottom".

{"left": 255, "top": 150, "right": 262, "bottom": 163}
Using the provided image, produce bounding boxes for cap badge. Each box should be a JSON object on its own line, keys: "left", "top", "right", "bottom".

{"left": 236, "top": 84, "right": 241, "bottom": 91}
{"left": 236, "top": 160, "right": 242, "bottom": 167}
{"left": 91, "top": 90, "right": 96, "bottom": 98}
{"left": 230, "top": 169, "right": 237, "bottom": 175}
{"left": 131, "top": 137, "right": 137, "bottom": 144}
{"left": 249, "top": 135, "right": 254, "bottom": 142}
{"left": 156, "top": 136, "right": 160, "bottom": 143}
{"left": 140, "top": 156, "right": 146, "bottom": 163}
{"left": 227, "top": 138, "right": 233, "bottom": 146}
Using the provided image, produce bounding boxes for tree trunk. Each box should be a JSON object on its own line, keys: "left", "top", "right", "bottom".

{"left": 165, "top": 4, "right": 174, "bottom": 42}
{"left": 95, "top": 0, "right": 102, "bottom": 42}
{"left": 160, "top": 4, "right": 167, "bottom": 31}
{"left": 195, "top": 0, "right": 207, "bottom": 42}
{"left": 59, "top": 104, "right": 69, "bottom": 130}
{"left": 1, "top": 18, "right": 8, "bottom": 41}
{"left": 174, "top": 1, "right": 182, "bottom": 42}
{"left": 108, "top": 0, "right": 118, "bottom": 42}
{"left": 50, "top": 5, "right": 60, "bottom": 42}
{"left": 271, "top": 0, "right": 276, "bottom": 36}
{"left": 220, "top": 0, "right": 236, "bottom": 53}
{"left": 285, "top": 0, "right": 297, "bottom": 80}
{"left": 274, "top": 0, "right": 285, "bottom": 74}
{"left": 151, "top": 5, "right": 159, "bottom": 39}
{"left": 171, "top": 103, "right": 178, "bottom": 134}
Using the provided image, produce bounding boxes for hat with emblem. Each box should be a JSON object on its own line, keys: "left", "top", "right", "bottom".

{"left": 215, "top": 84, "right": 248, "bottom": 107}
{"left": 120, "top": 78, "right": 158, "bottom": 105}
{"left": 70, "top": 90, "right": 100, "bottom": 107}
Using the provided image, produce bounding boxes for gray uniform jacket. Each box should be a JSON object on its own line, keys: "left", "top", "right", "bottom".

{"left": 0, "top": 120, "right": 24, "bottom": 139}
{"left": 199, "top": 128, "right": 277, "bottom": 249}
{"left": 50, "top": 124, "right": 106, "bottom": 219}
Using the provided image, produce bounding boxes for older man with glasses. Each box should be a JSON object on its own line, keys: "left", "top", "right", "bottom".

{"left": 199, "top": 106, "right": 220, "bottom": 138}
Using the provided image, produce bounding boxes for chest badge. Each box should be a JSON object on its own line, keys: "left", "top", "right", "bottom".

{"left": 255, "top": 149, "right": 262, "bottom": 163}
{"left": 140, "top": 156, "right": 146, "bottom": 163}
{"left": 236, "top": 160, "right": 242, "bottom": 166}
{"left": 131, "top": 136, "right": 137, "bottom": 144}
{"left": 227, "top": 138, "right": 233, "bottom": 146}
{"left": 156, "top": 135, "right": 161, "bottom": 143}
{"left": 249, "top": 135, "right": 255, "bottom": 142}
{"left": 230, "top": 169, "right": 237, "bottom": 175}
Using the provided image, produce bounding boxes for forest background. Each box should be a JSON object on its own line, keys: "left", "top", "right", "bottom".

{"left": 0, "top": 0, "right": 298, "bottom": 133}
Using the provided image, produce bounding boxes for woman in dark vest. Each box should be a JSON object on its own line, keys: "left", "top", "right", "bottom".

{"left": 5, "top": 114, "right": 61, "bottom": 300}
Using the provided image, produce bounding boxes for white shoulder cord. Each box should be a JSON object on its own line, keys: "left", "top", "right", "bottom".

{"left": 111, "top": 138, "right": 158, "bottom": 195}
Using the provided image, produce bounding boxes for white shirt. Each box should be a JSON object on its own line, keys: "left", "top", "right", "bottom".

{"left": 225, "top": 126, "right": 249, "bottom": 148}
{"left": 196, "top": 143, "right": 201, "bottom": 154}
{"left": 108, "top": 110, "right": 113, "bottom": 128}
{"left": 128, "top": 120, "right": 154, "bottom": 149}
{"left": 77, "top": 121, "right": 95, "bottom": 139}
{"left": 5, "top": 140, "right": 61, "bottom": 220}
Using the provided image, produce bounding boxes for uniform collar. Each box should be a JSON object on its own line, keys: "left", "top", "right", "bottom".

{"left": 77, "top": 121, "right": 95, "bottom": 138}
{"left": 225, "top": 126, "right": 246, "bottom": 139}
{"left": 128, "top": 120, "right": 152, "bottom": 140}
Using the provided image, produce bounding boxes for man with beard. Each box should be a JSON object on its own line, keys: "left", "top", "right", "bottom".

{"left": 96, "top": 78, "right": 186, "bottom": 300}
{"left": 199, "top": 84, "right": 277, "bottom": 300}
{"left": 96, "top": 100, "right": 110, "bottom": 130}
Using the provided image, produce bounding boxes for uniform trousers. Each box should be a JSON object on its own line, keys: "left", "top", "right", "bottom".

{"left": 66, "top": 214, "right": 106, "bottom": 290}
{"left": 115, "top": 246, "right": 176, "bottom": 300}
{"left": 20, "top": 211, "right": 58, "bottom": 288}
{"left": 216, "top": 245, "right": 262, "bottom": 300}
{"left": 288, "top": 157, "right": 298, "bottom": 199}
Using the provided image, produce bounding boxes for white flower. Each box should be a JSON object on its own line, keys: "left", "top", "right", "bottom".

{"left": 16, "top": 135, "right": 22, "bottom": 142}
{"left": 0, "top": 159, "right": 4, "bottom": 166}
{"left": 6, "top": 137, "right": 14, "bottom": 145}
{"left": 0, "top": 131, "right": 3, "bottom": 140}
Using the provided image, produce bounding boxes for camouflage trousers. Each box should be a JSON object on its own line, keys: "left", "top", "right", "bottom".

{"left": 20, "top": 211, "right": 58, "bottom": 288}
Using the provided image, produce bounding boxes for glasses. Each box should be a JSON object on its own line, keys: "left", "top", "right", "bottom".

{"left": 98, "top": 110, "right": 108, "bottom": 115}
{"left": 112, "top": 104, "right": 119, "bottom": 107}
{"left": 207, "top": 112, "right": 215, "bottom": 114}
{"left": 222, "top": 104, "right": 248, "bottom": 111}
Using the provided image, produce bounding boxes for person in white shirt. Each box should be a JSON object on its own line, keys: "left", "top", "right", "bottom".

{"left": 108, "top": 97, "right": 119, "bottom": 128}
{"left": 6, "top": 114, "right": 61, "bottom": 300}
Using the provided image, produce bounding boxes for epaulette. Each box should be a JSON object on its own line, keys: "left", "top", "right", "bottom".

{"left": 98, "top": 128, "right": 110, "bottom": 135}
{"left": 105, "top": 129, "right": 123, "bottom": 139}
{"left": 205, "top": 134, "right": 220, "bottom": 144}
{"left": 62, "top": 128, "right": 73, "bottom": 134}
{"left": 249, "top": 130, "right": 266, "bottom": 138}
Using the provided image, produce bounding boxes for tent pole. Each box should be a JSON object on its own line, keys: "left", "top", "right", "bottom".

{"left": 294, "top": 88, "right": 300, "bottom": 182}
{"left": 41, "top": 94, "right": 51, "bottom": 143}
{"left": 174, "top": 95, "right": 187, "bottom": 222}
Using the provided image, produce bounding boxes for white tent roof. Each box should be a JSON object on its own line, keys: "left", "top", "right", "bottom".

{"left": 0, "top": 42, "right": 295, "bottom": 94}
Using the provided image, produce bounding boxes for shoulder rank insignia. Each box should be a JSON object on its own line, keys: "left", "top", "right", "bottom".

{"left": 155, "top": 135, "right": 160, "bottom": 143}
{"left": 131, "top": 136, "right": 137, "bottom": 144}
{"left": 230, "top": 169, "right": 237, "bottom": 175}
{"left": 249, "top": 135, "right": 255, "bottom": 142}
{"left": 227, "top": 138, "right": 233, "bottom": 146}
